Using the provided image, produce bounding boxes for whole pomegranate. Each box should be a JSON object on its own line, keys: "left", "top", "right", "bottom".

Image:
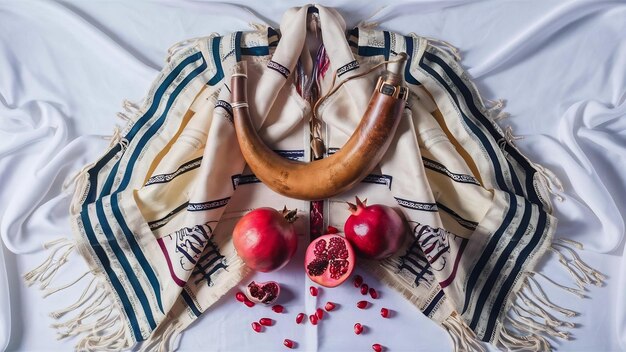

{"left": 344, "top": 197, "right": 405, "bottom": 260}
{"left": 233, "top": 207, "right": 298, "bottom": 272}
{"left": 305, "top": 232, "right": 355, "bottom": 287}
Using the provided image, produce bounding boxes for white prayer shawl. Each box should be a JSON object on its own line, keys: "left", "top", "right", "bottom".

{"left": 25, "top": 4, "right": 603, "bottom": 351}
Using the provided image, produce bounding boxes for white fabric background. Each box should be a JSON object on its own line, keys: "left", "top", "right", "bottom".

{"left": 0, "top": 0, "right": 624, "bottom": 351}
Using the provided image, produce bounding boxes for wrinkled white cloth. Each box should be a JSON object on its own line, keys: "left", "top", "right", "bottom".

{"left": 0, "top": 1, "right": 624, "bottom": 351}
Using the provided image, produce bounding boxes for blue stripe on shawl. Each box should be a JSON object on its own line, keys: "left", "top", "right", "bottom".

{"left": 422, "top": 51, "right": 538, "bottom": 203}
{"left": 469, "top": 200, "right": 532, "bottom": 330}
{"left": 113, "top": 59, "right": 207, "bottom": 194}
{"left": 234, "top": 31, "right": 243, "bottom": 62}
{"left": 207, "top": 36, "right": 224, "bottom": 86}
{"left": 241, "top": 46, "right": 269, "bottom": 56}
{"left": 96, "top": 52, "right": 205, "bottom": 200}
{"left": 79, "top": 209, "right": 143, "bottom": 341}
{"left": 111, "top": 194, "right": 164, "bottom": 312}
{"left": 80, "top": 50, "right": 208, "bottom": 335}
{"left": 419, "top": 55, "right": 510, "bottom": 193}
{"left": 181, "top": 290, "right": 202, "bottom": 317}
{"left": 403, "top": 36, "right": 420, "bottom": 85}
{"left": 436, "top": 202, "right": 478, "bottom": 230}
{"left": 423, "top": 289, "right": 445, "bottom": 317}
{"left": 95, "top": 198, "right": 157, "bottom": 329}
{"left": 461, "top": 192, "right": 516, "bottom": 314}
{"left": 483, "top": 209, "right": 548, "bottom": 340}
{"left": 383, "top": 31, "right": 391, "bottom": 60}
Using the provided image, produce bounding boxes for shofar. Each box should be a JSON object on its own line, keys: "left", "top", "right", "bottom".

{"left": 231, "top": 53, "right": 408, "bottom": 201}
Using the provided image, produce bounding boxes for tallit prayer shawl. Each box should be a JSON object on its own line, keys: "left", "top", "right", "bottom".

{"left": 25, "top": 5, "right": 604, "bottom": 351}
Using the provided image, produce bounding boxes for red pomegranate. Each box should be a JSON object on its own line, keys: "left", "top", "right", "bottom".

{"left": 305, "top": 233, "right": 355, "bottom": 287}
{"left": 344, "top": 197, "right": 405, "bottom": 260}
{"left": 233, "top": 207, "right": 298, "bottom": 272}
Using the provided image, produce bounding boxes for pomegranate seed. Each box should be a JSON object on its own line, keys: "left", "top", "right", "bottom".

{"left": 324, "top": 302, "right": 336, "bottom": 311}
{"left": 309, "top": 314, "right": 318, "bottom": 325}
{"left": 356, "top": 300, "right": 369, "bottom": 309}
{"left": 235, "top": 291, "right": 246, "bottom": 302}
{"left": 259, "top": 318, "right": 273, "bottom": 326}
{"left": 316, "top": 308, "right": 324, "bottom": 320}
{"left": 244, "top": 299, "right": 255, "bottom": 308}
{"left": 309, "top": 286, "right": 319, "bottom": 297}
{"left": 372, "top": 343, "right": 383, "bottom": 352}
{"left": 251, "top": 322, "right": 262, "bottom": 332}
{"left": 360, "top": 283, "right": 369, "bottom": 295}
{"left": 272, "top": 304, "right": 284, "bottom": 313}
{"left": 369, "top": 287, "right": 379, "bottom": 299}
{"left": 354, "top": 323, "right": 364, "bottom": 335}
{"left": 284, "top": 339, "right": 295, "bottom": 349}
{"left": 327, "top": 225, "right": 339, "bottom": 234}
{"left": 296, "top": 313, "right": 305, "bottom": 324}
{"left": 380, "top": 308, "right": 390, "bottom": 318}
{"left": 354, "top": 275, "right": 363, "bottom": 287}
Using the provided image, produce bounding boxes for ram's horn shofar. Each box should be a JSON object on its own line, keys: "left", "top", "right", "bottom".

{"left": 231, "top": 53, "right": 408, "bottom": 201}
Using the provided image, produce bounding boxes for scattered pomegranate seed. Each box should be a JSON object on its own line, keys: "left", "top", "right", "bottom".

{"left": 354, "top": 323, "right": 364, "bottom": 335}
{"left": 251, "top": 322, "right": 262, "bottom": 332}
{"left": 309, "top": 286, "right": 319, "bottom": 297}
{"left": 296, "top": 313, "right": 305, "bottom": 324}
{"left": 309, "top": 314, "right": 318, "bottom": 325}
{"left": 324, "top": 302, "right": 336, "bottom": 311}
{"left": 327, "top": 226, "right": 339, "bottom": 234}
{"left": 244, "top": 299, "right": 255, "bottom": 308}
{"left": 356, "top": 300, "right": 369, "bottom": 309}
{"left": 360, "top": 284, "right": 369, "bottom": 295}
{"left": 272, "top": 304, "right": 284, "bottom": 313}
{"left": 283, "top": 339, "right": 295, "bottom": 349}
{"left": 316, "top": 308, "right": 324, "bottom": 320}
{"left": 235, "top": 291, "right": 246, "bottom": 302}
{"left": 372, "top": 343, "right": 383, "bottom": 352}
{"left": 380, "top": 308, "right": 390, "bottom": 318}
{"left": 259, "top": 318, "right": 273, "bottom": 326}
{"left": 369, "top": 287, "right": 379, "bottom": 299}
{"left": 354, "top": 275, "right": 363, "bottom": 287}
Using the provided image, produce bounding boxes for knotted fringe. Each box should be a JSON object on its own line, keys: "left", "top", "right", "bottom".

{"left": 485, "top": 99, "right": 510, "bottom": 121}
{"left": 140, "top": 319, "right": 183, "bottom": 352}
{"left": 24, "top": 238, "right": 132, "bottom": 351}
{"left": 24, "top": 238, "right": 75, "bottom": 289}
{"left": 495, "top": 239, "right": 603, "bottom": 351}
{"left": 440, "top": 238, "right": 603, "bottom": 351}
{"left": 422, "top": 35, "right": 462, "bottom": 61}
{"left": 442, "top": 313, "right": 486, "bottom": 352}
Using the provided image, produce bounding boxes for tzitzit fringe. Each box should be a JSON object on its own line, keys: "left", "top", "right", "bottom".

{"left": 442, "top": 238, "right": 604, "bottom": 352}
{"left": 24, "top": 238, "right": 133, "bottom": 351}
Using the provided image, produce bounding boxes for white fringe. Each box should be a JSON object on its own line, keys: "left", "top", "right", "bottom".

{"left": 485, "top": 99, "right": 510, "bottom": 121}
{"left": 24, "top": 236, "right": 132, "bottom": 351}
{"left": 423, "top": 35, "right": 462, "bottom": 61}
{"left": 442, "top": 313, "right": 486, "bottom": 352}
{"left": 492, "top": 238, "right": 602, "bottom": 351}
{"left": 24, "top": 238, "right": 75, "bottom": 288}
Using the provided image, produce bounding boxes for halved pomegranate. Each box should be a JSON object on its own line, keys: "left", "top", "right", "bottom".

{"left": 246, "top": 281, "right": 280, "bottom": 304}
{"left": 305, "top": 234, "right": 355, "bottom": 288}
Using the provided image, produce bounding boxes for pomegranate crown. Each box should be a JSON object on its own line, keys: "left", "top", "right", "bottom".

{"left": 281, "top": 206, "right": 298, "bottom": 223}
{"left": 347, "top": 196, "right": 368, "bottom": 213}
